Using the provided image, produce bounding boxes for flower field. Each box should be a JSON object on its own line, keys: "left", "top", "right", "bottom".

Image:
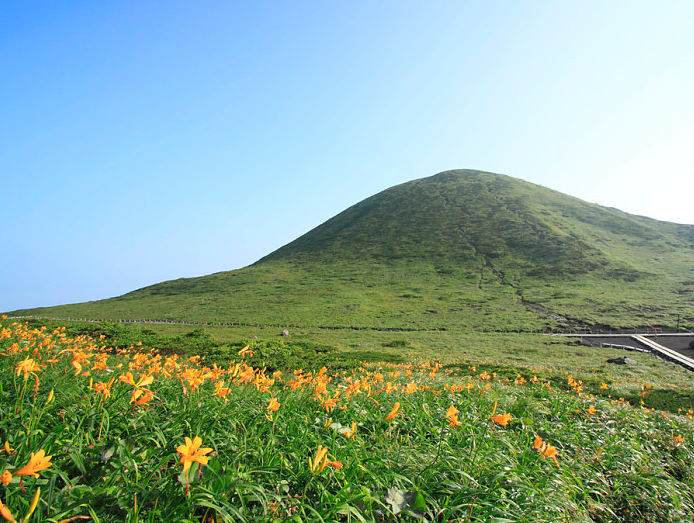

{"left": 1, "top": 319, "right": 693, "bottom": 522}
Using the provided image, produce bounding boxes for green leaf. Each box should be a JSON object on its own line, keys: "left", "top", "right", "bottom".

{"left": 100, "top": 445, "right": 116, "bottom": 462}
{"left": 336, "top": 504, "right": 368, "bottom": 522}
{"left": 385, "top": 487, "right": 406, "bottom": 515}
{"left": 385, "top": 487, "right": 426, "bottom": 518}
{"left": 404, "top": 489, "right": 426, "bottom": 519}
{"left": 411, "top": 489, "right": 426, "bottom": 514}
{"left": 177, "top": 468, "right": 188, "bottom": 487}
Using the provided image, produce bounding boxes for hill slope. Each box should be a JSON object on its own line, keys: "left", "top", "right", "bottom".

{"left": 11, "top": 170, "right": 694, "bottom": 330}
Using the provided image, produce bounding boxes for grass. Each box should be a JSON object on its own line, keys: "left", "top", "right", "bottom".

{"left": 13, "top": 317, "right": 694, "bottom": 413}
{"left": 10, "top": 170, "right": 694, "bottom": 330}
{"left": 2, "top": 318, "right": 694, "bottom": 522}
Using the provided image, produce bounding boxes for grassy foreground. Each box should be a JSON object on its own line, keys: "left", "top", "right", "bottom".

{"left": 1, "top": 319, "right": 693, "bottom": 522}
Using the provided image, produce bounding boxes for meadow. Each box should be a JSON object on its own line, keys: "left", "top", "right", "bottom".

{"left": 1, "top": 318, "right": 694, "bottom": 522}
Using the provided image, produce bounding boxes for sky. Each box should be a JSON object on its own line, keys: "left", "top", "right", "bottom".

{"left": 2, "top": 1, "right": 694, "bottom": 312}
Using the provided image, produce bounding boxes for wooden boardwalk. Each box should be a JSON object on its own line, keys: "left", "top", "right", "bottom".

{"left": 632, "top": 335, "right": 694, "bottom": 372}
{"left": 556, "top": 332, "right": 694, "bottom": 372}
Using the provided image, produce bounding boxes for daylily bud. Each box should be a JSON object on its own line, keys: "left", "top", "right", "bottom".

{"left": 0, "top": 471, "right": 11, "bottom": 486}
{"left": 23, "top": 487, "right": 40, "bottom": 521}
{"left": 0, "top": 499, "right": 15, "bottom": 523}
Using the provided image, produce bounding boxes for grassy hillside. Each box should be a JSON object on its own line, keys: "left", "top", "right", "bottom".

{"left": 10, "top": 169, "right": 694, "bottom": 330}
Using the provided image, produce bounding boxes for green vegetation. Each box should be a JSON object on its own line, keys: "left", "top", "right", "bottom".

{"left": 4, "top": 170, "right": 694, "bottom": 521}
{"left": 1, "top": 319, "right": 693, "bottom": 522}
{"left": 10, "top": 170, "right": 694, "bottom": 331}
{"left": 15, "top": 317, "right": 694, "bottom": 415}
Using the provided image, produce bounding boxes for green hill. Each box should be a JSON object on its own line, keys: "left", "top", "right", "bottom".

{"left": 11, "top": 169, "right": 694, "bottom": 330}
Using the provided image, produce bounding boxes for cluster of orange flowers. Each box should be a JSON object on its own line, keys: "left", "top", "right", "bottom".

{"left": 0, "top": 444, "right": 52, "bottom": 523}
{"left": 567, "top": 375, "right": 584, "bottom": 394}
{"left": 2, "top": 317, "right": 692, "bottom": 516}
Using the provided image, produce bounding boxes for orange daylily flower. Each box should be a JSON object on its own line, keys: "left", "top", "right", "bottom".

{"left": 385, "top": 402, "right": 401, "bottom": 421}
{"left": 322, "top": 397, "right": 338, "bottom": 412}
{"left": 343, "top": 421, "right": 357, "bottom": 438}
{"left": 534, "top": 436, "right": 560, "bottom": 467}
{"left": 119, "top": 372, "right": 153, "bottom": 389}
{"left": 674, "top": 434, "right": 683, "bottom": 445}
{"left": 446, "top": 405, "right": 462, "bottom": 427}
{"left": 15, "top": 357, "right": 43, "bottom": 380}
{"left": 313, "top": 381, "right": 328, "bottom": 398}
{"left": 539, "top": 443, "right": 558, "bottom": 458}
{"left": 93, "top": 378, "right": 115, "bottom": 399}
{"left": 177, "top": 436, "right": 213, "bottom": 496}
{"left": 14, "top": 449, "right": 52, "bottom": 478}
{"left": 308, "top": 445, "right": 342, "bottom": 473}
{"left": 384, "top": 382, "right": 398, "bottom": 394}
{"left": 133, "top": 390, "right": 154, "bottom": 408}
{"left": 309, "top": 445, "right": 329, "bottom": 472}
{"left": 120, "top": 372, "right": 155, "bottom": 404}
{"left": 237, "top": 345, "right": 254, "bottom": 357}
{"left": 491, "top": 413, "right": 512, "bottom": 427}
{"left": 178, "top": 368, "right": 205, "bottom": 392}
{"left": 214, "top": 381, "right": 231, "bottom": 400}
{"left": 203, "top": 364, "right": 225, "bottom": 381}
{"left": 267, "top": 397, "right": 281, "bottom": 412}
{"left": 237, "top": 365, "right": 255, "bottom": 384}
{"left": 539, "top": 443, "right": 559, "bottom": 467}
{"left": 72, "top": 360, "right": 90, "bottom": 377}
{"left": 177, "top": 436, "right": 213, "bottom": 473}
{"left": 587, "top": 406, "right": 596, "bottom": 416}
{"left": 533, "top": 435, "right": 544, "bottom": 450}
{"left": 254, "top": 375, "right": 274, "bottom": 393}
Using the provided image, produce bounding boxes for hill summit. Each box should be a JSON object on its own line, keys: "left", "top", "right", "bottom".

{"left": 12, "top": 170, "right": 694, "bottom": 330}
{"left": 262, "top": 170, "right": 639, "bottom": 277}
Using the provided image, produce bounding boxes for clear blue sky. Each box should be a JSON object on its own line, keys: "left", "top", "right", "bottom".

{"left": 2, "top": 1, "right": 693, "bottom": 312}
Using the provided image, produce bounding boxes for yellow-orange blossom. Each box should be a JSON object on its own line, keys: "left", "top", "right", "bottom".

{"left": 177, "top": 436, "right": 213, "bottom": 472}
{"left": 14, "top": 450, "right": 52, "bottom": 478}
